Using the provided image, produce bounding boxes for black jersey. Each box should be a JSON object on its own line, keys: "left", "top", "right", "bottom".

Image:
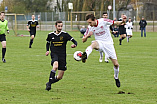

{"left": 27, "top": 20, "right": 38, "bottom": 31}
{"left": 46, "top": 31, "right": 74, "bottom": 54}
{"left": 118, "top": 18, "right": 126, "bottom": 32}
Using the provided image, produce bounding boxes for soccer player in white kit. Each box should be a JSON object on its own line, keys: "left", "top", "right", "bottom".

{"left": 99, "top": 12, "right": 110, "bottom": 63}
{"left": 82, "top": 14, "right": 125, "bottom": 88}
{"left": 126, "top": 18, "right": 133, "bottom": 42}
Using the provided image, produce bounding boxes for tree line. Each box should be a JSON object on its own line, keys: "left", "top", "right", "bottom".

{"left": 0, "top": 0, "right": 137, "bottom": 13}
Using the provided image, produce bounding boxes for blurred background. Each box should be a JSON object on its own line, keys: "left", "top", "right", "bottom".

{"left": 0, "top": 0, "right": 156, "bottom": 33}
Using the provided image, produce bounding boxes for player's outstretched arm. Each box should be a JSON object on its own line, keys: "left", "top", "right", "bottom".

{"left": 71, "top": 38, "right": 77, "bottom": 48}
{"left": 27, "top": 26, "right": 30, "bottom": 31}
{"left": 46, "top": 41, "right": 50, "bottom": 56}
{"left": 114, "top": 15, "right": 127, "bottom": 26}
{"left": 114, "top": 21, "right": 125, "bottom": 26}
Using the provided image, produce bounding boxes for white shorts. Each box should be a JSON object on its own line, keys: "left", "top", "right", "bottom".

{"left": 95, "top": 40, "right": 117, "bottom": 60}
{"left": 126, "top": 29, "right": 133, "bottom": 35}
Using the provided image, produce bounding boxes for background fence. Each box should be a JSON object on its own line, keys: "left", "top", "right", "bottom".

{"left": 6, "top": 10, "right": 157, "bottom": 34}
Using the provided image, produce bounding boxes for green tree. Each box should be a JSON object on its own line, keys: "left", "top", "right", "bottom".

{"left": 0, "top": 0, "right": 51, "bottom": 13}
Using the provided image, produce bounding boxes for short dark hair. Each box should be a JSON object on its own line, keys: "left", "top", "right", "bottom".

{"left": 85, "top": 14, "right": 95, "bottom": 21}
{"left": 55, "top": 20, "right": 63, "bottom": 25}
{"left": 103, "top": 12, "right": 107, "bottom": 15}
{"left": 0, "top": 11, "right": 5, "bottom": 15}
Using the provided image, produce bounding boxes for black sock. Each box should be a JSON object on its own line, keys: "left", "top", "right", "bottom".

{"left": 2, "top": 48, "right": 6, "bottom": 59}
{"left": 122, "top": 37, "right": 125, "bottom": 40}
{"left": 29, "top": 39, "right": 33, "bottom": 46}
{"left": 49, "top": 70, "right": 60, "bottom": 84}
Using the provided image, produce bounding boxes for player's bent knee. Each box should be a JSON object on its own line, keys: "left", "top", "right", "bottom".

{"left": 53, "top": 66, "right": 58, "bottom": 70}
{"left": 57, "top": 76, "right": 63, "bottom": 80}
{"left": 2, "top": 45, "right": 6, "bottom": 48}
{"left": 114, "top": 64, "right": 119, "bottom": 68}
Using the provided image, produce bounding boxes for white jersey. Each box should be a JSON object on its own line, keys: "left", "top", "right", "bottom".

{"left": 84, "top": 25, "right": 93, "bottom": 37}
{"left": 90, "top": 18, "right": 114, "bottom": 44}
{"left": 125, "top": 21, "right": 133, "bottom": 35}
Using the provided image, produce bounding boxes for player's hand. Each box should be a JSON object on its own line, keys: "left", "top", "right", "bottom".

{"left": 45, "top": 51, "right": 49, "bottom": 56}
{"left": 82, "top": 37, "right": 87, "bottom": 43}
{"left": 27, "top": 29, "right": 30, "bottom": 31}
{"left": 71, "top": 44, "right": 76, "bottom": 48}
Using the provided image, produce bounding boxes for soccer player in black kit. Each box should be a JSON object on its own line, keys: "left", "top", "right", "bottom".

{"left": 118, "top": 14, "right": 127, "bottom": 45}
{"left": 27, "top": 14, "right": 39, "bottom": 48}
{"left": 45, "top": 20, "right": 77, "bottom": 91}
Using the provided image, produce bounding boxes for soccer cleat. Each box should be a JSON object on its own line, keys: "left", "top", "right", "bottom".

{"left": 105, "top": 60, "right": 109, "bottom": 63}
{"left": 45, "top": 82, "right": 51, "bottom": 91}
{"left": 105, "top": 59, "right": 109, "bottom": 63}
{"left": 115, "top": 78, "right": 120, "bottom": 88}
{"left": 29, "top": 46, "right": 32, "bottom": 48}
{"left": 2, "top": 58, "right": 6, "bottom": 63}
{"left": 82, "top": 52, "right": 87, "bottom": 63}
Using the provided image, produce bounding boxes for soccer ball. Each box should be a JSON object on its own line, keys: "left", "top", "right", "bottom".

{"left": 73, "top": 51, "right": 82, "bottom": 61}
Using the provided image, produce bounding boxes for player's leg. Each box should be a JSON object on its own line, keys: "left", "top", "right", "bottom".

{"left": 144, "top": 27, "right": 146, "bottom": 37}
{"left": 29, "top": 35, "right": 35, "bottom": 48}
{"left": 46, "top": 61, "right": 58, "bottom": 91}
{"left": 122, "top": 34, "right": 126, "bottom": 39}
{"left": 121, "top": 34, "right": 126, "bottom": 44}
{"left": 103, "top": 44, "right": 120, "bottom": 87}
{"left": 46, "top": 53, "right": 59, "bottom": 91}
{"left": 111, "top": 59, "right": 119, "bottom": 79}
{"left": 128, "top": 31, "right": 132, "bottom": 42}
{"left": 1, "top": 41, "right": 6, "bottom": 63}
{"left": 105, "top": 53, "right": 109, "bottom": 63}
{"left": 119, "top": 34, "right": 123, "bottom": 45}
{"left": 82, "top": 41, "right": 99, "bottom": 63}
{"left": 57, "top": 70, "right": 64, "bottom": 80}
{"left": 110, "top": 58, "right": 120, "bottom": 87}
{"left": 141, "top": 28, "right": 143, "bottom": 37}
{"left": 127, "top": 34, "right": 130, "bottom": 42}
{"left": 99, "top": 51, "right": 103, "bottom": 62}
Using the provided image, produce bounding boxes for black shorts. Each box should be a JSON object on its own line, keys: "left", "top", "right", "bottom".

{"left": 0, "top": 34, "right": 6, "bottom": 42}
{"left": 29, "top": 31, "right": 36, "bottom": 37}
{"left": 51, "top": 53, "right": 67, "bottom": 71}
{"left": 119, "top": 30, "right": 126, "bottom": 35}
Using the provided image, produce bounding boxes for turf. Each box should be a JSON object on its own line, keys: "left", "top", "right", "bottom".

{"left": 0, "top": 30, "right": 157, "bottom": 104}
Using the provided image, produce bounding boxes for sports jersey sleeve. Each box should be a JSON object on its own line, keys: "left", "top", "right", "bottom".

{"left": 66, "top": 33, "right": 77, "bottom": 46}
{"left": 27, "top": 21, "right": 30, "bottom": 26}
{"left": 103, "top": 18, "right": 114, "bottom": 26}
{"left": 5, "top": 20, "right": 9, "bottom": 31}
{"left": 46, "top": 34, "right": 51, "bottom": 51}
{"left": 66, "top": 33, "right": 73, "bottom": 41}
{"left": 83, "top": 26, "right": 93, "bottom": 37}
{"left": 46, "top": 34, "right": 51, "bottom": 42}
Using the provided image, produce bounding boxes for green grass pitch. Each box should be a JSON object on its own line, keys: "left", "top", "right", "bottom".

{"left": 0, "top": 30, "right": 157, "bottom": 104}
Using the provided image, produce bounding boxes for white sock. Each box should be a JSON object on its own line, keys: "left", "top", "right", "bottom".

{"left": 105, "top": 54, "right": 109, "bottom": 61}
{"left": 100, "top": 52, "right": 103, "bottom": 59}
{"left": 114, "top": 66, "right": 119, "bottom": 79}
{"left": 85, "top": 46, "right": 93, "bottom": 58}
{"left": 127, "top": 36, "right": 129, "bottom": 42}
